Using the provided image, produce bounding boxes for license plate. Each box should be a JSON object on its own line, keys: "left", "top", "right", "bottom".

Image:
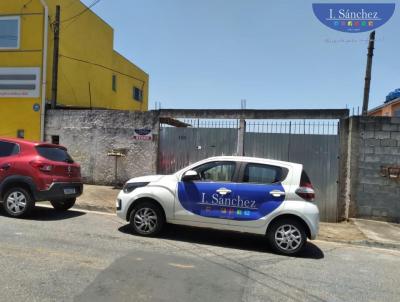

{"left": 64, "top": 188, "right": 76, "bottom": 195}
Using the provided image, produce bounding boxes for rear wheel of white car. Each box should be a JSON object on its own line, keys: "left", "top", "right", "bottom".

{"left": 267, "top": 218, "right": 307, "bottom": 255}
{"left": 129, "top": 201, "right": 165, "bottom": 236}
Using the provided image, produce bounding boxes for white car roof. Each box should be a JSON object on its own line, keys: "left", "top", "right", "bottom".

{"left": 195, "top": 156, "right": 302, "bottom": 168}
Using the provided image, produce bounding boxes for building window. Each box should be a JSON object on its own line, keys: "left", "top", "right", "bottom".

{"left": 51, "top": 135, "right": 60, "bottom": 145}
{"left": 112, "top": 75, "right": 117, "bottom": 91}
{"left": 395, "top": 109, "right": 400, "bottom": 117}
{"left": 133, "top": 87, "right": 143, "bottom": 102}
{"left": 17, "top": 129, "right": 25, "bottom": 139}
{"left": 0, "top": 16, "right": 20, "bottom": 49}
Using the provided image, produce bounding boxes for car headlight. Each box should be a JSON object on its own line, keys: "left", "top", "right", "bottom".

{"left": 123, "top": 182, "right": 150, "bottom": 193}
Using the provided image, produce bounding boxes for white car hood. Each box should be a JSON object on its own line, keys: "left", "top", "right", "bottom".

{"left": 126, "top": 175, "right": 166, "bottom": 184}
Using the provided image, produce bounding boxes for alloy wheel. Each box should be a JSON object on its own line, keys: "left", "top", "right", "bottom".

{"left": 274, "top": 224, "right": 302, "bottom": 251}
{"left": 134, "top": 208, "right": 158, "bottom": 234}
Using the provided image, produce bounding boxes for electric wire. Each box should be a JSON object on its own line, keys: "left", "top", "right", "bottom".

{"left": 61, "top": 0, "right": 102, "bottom": 24}
{"left": 59, "top": 54, "right": 146, "bottom": 84}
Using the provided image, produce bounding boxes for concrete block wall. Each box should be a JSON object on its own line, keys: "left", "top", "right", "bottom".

{"left": 352, "top": 116, "right": 400, "bottom": 222}
{"left": 45, "top": 110, "right": 160, "bottom": 185}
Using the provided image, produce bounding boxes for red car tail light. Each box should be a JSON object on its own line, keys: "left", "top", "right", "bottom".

{"left": 296, "top": 171, "right": 315, "bottom": 202}
{"left": 30, "top": 160, "right": 53, "bottom": 173}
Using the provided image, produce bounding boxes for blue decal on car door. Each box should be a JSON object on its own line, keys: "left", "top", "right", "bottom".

{"left": 177, "top": 182, "right": 285, "bottom": 221}
{"left": 230, "top": 183, "right": 285, "bottom": 222}
{"left": 178, "top": 182, "right": 238, "bottom": 220}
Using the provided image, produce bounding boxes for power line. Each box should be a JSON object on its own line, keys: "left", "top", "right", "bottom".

{"left": 61, "top": 0, "right": 102, "bottom": 24}
{"left": 59, "top": 54, "right": 146, "bottom": 85}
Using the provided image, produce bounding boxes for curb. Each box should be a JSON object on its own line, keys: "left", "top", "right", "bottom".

{"left": 317, "top": 238, "right": 400, "bottom": 251}
{"left": 74, "top": 203, "right": 115, "bottom": 214}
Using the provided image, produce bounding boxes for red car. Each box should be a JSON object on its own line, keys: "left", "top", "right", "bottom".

{"left": 0, "top": 137, "right": 83, "bottom": 218}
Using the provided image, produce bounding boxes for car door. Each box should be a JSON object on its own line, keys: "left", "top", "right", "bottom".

{"left": 228, "top": 162, "right": 289, "bottom": 228}
{"left": 0, "top": 141, "right": 19, "bottom": 184}
{"left": 175, "top": 161, "right": 239, "bottom": 224}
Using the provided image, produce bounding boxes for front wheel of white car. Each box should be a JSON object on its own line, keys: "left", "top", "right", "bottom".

{"left": 129, "top": 201, "right": 165, "bottom": 236}
{"left": 267, "top": 218, "right": 307, "bottom": 255}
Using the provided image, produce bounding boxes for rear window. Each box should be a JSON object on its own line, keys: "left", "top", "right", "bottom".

{"left": 243, "top": 163, "right": 288, "bottom": 184}
{"left": 0, "top": 141, "right": 19, "bottom": 157}
{"left": 36, "top": 147, "right": 74, "bottom": 163}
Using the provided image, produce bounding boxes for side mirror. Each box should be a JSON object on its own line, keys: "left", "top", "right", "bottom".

{"left": 182, "top": 170, "right": 200, "bottom": 181}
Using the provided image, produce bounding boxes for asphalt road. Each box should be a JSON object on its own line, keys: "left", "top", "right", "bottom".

{"left": 1, "top": 205, "right": 399, "bottom": 302}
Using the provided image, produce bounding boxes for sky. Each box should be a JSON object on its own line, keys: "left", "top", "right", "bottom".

{"left": 81, "top": 0, "right": 400, "bottom": 111}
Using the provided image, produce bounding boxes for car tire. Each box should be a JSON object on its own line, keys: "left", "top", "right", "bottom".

{"left": 50, "top": 198, "right": 76, "bottom": 211}
{"left": 267, "top": 218, "right": 307, "bottom": 256}
{"left": 3, "top": 187, "right": 35, "bottom": 218}
{"left": 129, "top": 201, "right": 165, "bottom": 236}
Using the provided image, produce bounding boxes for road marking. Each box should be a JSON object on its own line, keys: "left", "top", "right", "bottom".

{"left": 168, "top": 263, "right": 195, "bottom": 269}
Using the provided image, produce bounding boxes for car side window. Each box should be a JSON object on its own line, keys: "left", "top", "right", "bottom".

{"left": 0, "top": 141, "right": 19, "bottom": 158}
{"left": 193, "top": 161, "right": 236, "bottom": 182}
{"left": 243, "top": 163, "right": 287, "bottom": 184}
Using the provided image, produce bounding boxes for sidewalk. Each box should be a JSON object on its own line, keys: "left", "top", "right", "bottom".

{"left": 76, "top": 185, "right": 400, "bottom": 249}
{"left": 76, "top": 184, "right": 119, "bottom": 213}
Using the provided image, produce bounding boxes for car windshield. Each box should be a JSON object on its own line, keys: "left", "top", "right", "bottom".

{"left": 36, "top": 146, "right": 74, "bottom": 163}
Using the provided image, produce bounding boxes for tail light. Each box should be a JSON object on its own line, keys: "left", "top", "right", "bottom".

{"left": 30, "top": 160, "right": 53, "bottom": 173}
{"left": 296, "top": 171, "right": 315, "bottom": 202}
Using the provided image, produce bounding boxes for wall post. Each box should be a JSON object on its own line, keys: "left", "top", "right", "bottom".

{"left": 237, "top": 119, "right": 246, "bottom": 156}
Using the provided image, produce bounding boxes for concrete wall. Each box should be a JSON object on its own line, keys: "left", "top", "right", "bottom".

{"left": 45, "top": 110, "right": 159, "bottom": 185}
{"left": 350, "top": 116, "right": 400, "bottom": 222}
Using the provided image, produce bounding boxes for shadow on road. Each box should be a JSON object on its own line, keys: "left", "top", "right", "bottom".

{"left": 118, "top": 224, "right": 324, "bottom": 259}
{"left": 28, "top": 205, "right": 86, "bottom": 221}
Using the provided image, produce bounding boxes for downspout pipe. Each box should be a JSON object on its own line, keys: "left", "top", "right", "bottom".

{"left": 39, "top": 0, "right": 49, "bottom": 141}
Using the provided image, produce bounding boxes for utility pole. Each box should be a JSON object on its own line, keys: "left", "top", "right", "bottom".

{"left": 362, "top": 30, "right": 375, "bottom": 116}
{"left": 51, "top": 5, "right": 61, "bottom": 109}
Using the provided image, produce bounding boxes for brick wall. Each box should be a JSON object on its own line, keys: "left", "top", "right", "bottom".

{"left": 351, "top": 116, "right": 400, "bottom": 222}
{"left": 45, "top": 110, "right": 160, "bottom": 185}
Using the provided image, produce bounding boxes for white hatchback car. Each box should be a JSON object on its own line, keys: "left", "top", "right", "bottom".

{"left": 116, "top": 156, "right": 319, "bottom": 255}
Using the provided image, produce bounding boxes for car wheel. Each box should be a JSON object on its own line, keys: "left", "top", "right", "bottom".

{"left": 3, "top": 187, "right": 35, "bottom": 218}
{"left": 50, "top": 198, "right": 76, "bottom": 211}
{"left": 129, "top": 201, "right": 165, "bottom": 236}
{"left": 267, "top": 218, "right": 307, "bottom": 255}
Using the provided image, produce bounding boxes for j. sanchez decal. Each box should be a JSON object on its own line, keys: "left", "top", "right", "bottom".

{"left": 178, "top": 182, "right": 285, "bottom": 221}
{"left": 313, "top": 3, "right": 395, "bottom": 33}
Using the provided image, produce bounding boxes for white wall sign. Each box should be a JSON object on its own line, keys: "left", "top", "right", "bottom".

{"left": 0, "top": 67, "right": 41, "bottom": 98}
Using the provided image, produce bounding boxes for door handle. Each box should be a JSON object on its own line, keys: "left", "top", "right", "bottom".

{"left": 270, "top": 190, "right": 285, "bottom": 197}
{"left": 216, "top": 188, "right": 231, "bottom": 196}
{"left": 0, "top": 163, "right": 11, "bottom": 171}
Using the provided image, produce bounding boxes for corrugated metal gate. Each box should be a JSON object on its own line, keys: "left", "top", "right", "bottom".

{"left": 159, "top": 120, "right": 238, "bottom": 174}
{"left": 159, "top": 120, "right": 340, "bottom": 222}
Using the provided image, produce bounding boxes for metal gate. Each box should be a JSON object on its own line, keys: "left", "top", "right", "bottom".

{"left": 159, "top": 120, "right": 238, "bottom": 174}
{"left": 159, "top": 119, "right": 340, "bottom": 222}
{"left": 244, "top": 121, "right": 339, "bottom": 222}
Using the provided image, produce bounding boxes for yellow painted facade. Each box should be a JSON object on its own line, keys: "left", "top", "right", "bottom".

{"left": 0, "top": 0, "right": 149, "bottom": 140}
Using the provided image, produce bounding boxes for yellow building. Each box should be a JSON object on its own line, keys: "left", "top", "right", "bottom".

{"left": 0, "top": 0, "right": 149, "bottom": 141}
